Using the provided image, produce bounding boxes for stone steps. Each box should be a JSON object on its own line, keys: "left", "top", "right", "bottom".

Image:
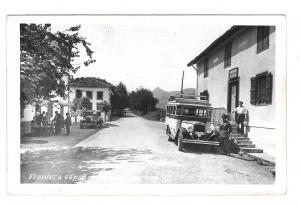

{"left": 238, "top": 144, "right": 256, "bottom": 148}
{"left": 231, "top": 134, "right": 247, "bottom": 137}
{"left": 237, "top": 139, "right": 252, "bottom": 143}
{"left": 232, "top": 132, "right": 264, "bottom": 154}
{"left": 240, "top": 147, "right": 263, "bottom": 153}
{"left": 237, "top": 141, "right": 253, "bottom": 146}
{"left": 236, "top": 137, "right": 249, "bottom": 140}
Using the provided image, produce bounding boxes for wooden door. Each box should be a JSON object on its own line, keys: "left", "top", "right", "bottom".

{"left": 228, "top": 81, "right": 239, "bottom": 120}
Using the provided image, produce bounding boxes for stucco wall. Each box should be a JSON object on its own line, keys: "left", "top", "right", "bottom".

{"left": 70, "top": 87, "right": 111, "bottom": 110}
{"left": 195, "top": 26, "right": 276, "bottom": 156}
{"left": 196, "top": 26, "right": 275, "bottom": 128}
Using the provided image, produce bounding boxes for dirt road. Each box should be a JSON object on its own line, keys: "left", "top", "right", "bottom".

{"left": 71, "top": 113, "right": 275, "bottom": 184}
{"left": 21, "top": 113, "right": 274, "bottom": 184}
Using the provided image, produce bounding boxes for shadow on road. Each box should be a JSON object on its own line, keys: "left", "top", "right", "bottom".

{"left": 21, "top": 139, "right": 49, "bottom": 144}
{"left": 102, "top": 122, "right": 119, "bottom": 128}
{"left": 21, "top": 147, "right": 152, "bottom": 184}
{"left": 180, "top": 144, "right": 221, "bottom": 155}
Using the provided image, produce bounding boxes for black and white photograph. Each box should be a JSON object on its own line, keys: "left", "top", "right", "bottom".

{"left": 6, "top": 15, "right": 286, "bottom": 195}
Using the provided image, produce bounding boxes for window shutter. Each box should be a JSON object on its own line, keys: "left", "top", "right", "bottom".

{"left": 257, "top": 27, "right": 263, "bottom": 51}
{"left": 265, "top": 73, "right": 273, "bottom": 104}
{"left": 250, "top": 77, "right": 257, "bottom": 105}
{"left": 263, "top": 36, "right": 269, "bottom": 49}
{"left": 263, "top": 27, "right": 270, "bottom": 49}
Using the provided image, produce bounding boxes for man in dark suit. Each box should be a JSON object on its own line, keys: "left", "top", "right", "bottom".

{"left": 65, "top": 113, "right": 71, "bottom": 135}
{"left": 53, "top": 111, "right": 62, "bottom": 135}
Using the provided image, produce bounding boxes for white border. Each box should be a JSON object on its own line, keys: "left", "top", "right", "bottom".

{"left": 6, "top": 15, "right": 286, "bottom": 196}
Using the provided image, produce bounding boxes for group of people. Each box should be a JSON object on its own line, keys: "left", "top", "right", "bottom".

{"left": 52, "top": 111, "right": 71, "bottom": 135}
{"left": 31, "top": 111, "right": 72, "bottom": 136}
{"left": 208, "top": 101, "right": 248, "bottom": 155}
{"left": 33, "top": 111, "right": 51, "bottom": 126}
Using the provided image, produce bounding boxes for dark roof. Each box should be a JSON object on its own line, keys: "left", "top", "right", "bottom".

{"left": 70, "top": 77, "right": 114, "bottom": 88}
{"left": 187, "top": 26, "right": 248, "bottom": 66}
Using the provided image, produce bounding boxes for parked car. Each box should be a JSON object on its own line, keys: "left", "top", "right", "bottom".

{"left": 165, "top": 94, "right": 220, "bottom": 151}
{"left": 80, "top": 110, "right": 103, "bottom": 129}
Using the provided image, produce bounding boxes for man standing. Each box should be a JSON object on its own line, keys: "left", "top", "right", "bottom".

{"left": 45, "top": 112, "right": 51, "bottom": 125}
{"left": 231, "top": 101, "right": 248, "bottom": 134}
{"left": 41, "top": 111, "right": 46, "bottom": 125}
{"left": 219, "top": 114, "right": 232, "bottom": 155}
{"left": 53, "top": 111, "right": 61, "bottom": 135}
{"left": 35, "top": 112, "right": 42, "bottom": 126}
{"left": 65, "top": 113, "right": 71, "bottom": 136}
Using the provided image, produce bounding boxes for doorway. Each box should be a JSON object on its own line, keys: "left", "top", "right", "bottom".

{"left": 227, "top": 80, "right": 239, "bottom": 119}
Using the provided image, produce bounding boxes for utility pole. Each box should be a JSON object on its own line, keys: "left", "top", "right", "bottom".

{"left": 180, "top": 70, "right": 184, "bottom": 95}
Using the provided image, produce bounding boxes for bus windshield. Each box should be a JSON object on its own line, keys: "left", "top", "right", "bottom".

{"left": 180, "top": 106, "right": 211, "bottom": 117}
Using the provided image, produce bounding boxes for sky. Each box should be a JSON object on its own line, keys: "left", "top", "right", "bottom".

{"left": 52, "top": 18, "right": 230, "bottom": 92}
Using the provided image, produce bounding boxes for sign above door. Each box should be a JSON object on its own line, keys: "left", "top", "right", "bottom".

{"left": 229, "top": 67, "right": 239, "bottom": 80}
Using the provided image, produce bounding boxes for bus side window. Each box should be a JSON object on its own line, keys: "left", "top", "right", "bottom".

{"left": 176, "top": 106, "right": 182, "bottom": 115}
{"left": 199, "top": 109, "right": 204, "bottom": 116}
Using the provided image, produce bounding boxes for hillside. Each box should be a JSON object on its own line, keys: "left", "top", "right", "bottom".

{"left": 153, "top": 87, "right": 195, "bottom": 109}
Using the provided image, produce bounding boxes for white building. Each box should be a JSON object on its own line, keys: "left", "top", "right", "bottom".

{"left": 69, "top": 77, "right": 114, "bottom": 122}
{"left": 187, "top": 26, "right": 276, "bottom": 156}
{"left": 20, "top": 77, "right": 114, "bottom": 135}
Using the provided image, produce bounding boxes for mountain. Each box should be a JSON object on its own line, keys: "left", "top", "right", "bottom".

{"left": 153, "top": 87, "right": 195, "bottom": 109}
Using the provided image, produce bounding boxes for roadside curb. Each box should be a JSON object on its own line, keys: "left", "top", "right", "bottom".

{"left": 247, "top": 153, "right": 275, "bottom": 166}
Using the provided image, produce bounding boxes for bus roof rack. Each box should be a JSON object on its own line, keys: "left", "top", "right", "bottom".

{"left": 169, "top": 94, "right": 210, "bottom": 105}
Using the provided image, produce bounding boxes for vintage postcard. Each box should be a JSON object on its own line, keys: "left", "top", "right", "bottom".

{"left": 6, "top": 15, "right": 286, "bottom": 195}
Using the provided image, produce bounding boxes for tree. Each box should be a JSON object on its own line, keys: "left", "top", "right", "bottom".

{"left": 110, "top": 82, "right": 129, "bottom": 115}
{"left": 81, "top": 97, "right": 92, "bottom": 110}
{"left": 129, "top": 88, "right": 158, "bottom": 114}
{"left": 71, "top": 97, "right": 92, "bottom": 121}
{"left": 71, "top": 98, "right": 82, "bottom": 122}
{"left": 20, "top": 24, "right": 95, "bottom": 107}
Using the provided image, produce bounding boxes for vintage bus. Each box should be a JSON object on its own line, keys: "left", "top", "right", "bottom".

{"left": 165, "top": 95, "right": 220, "bottom": 151}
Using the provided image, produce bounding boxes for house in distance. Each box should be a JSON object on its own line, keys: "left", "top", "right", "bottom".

{"left": 20, "top": 77, "right": 114, "bottom": 135}
{"left": 69, "top": 77, "right": 114, "bottom": 122}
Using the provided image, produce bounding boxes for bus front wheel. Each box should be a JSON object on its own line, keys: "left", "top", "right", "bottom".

{"left": 178, "top": 130, "right": 184, "bottom": 151}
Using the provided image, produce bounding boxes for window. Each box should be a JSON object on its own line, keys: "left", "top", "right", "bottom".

{"left": 204, "top": 59, "right": 209, "bottom": 78}
{"left": 172, "top": 106, "right": 175, "bottom": 115}
{"left": 224, "top": 43, "right": 232, "bottom": 68}
{"left": 250, "top": 72, "right": 273, "bottom": 105}
{"left": 76, "top": 90, "right": 82, "bottom": 98}
{"left": 97, "top": 91, "right": 103, "bottom": 100}
{"left": 176, "top": 106, "right": 182, "bottom": 115}
{"left": 257, "top": 26, "right": 270, "bottom": 53}
{"left": 182, "top": 107, "right": 210, "bottom": 117}
{"left": 86, "top": 91, "right": 93, "bottom": 99}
